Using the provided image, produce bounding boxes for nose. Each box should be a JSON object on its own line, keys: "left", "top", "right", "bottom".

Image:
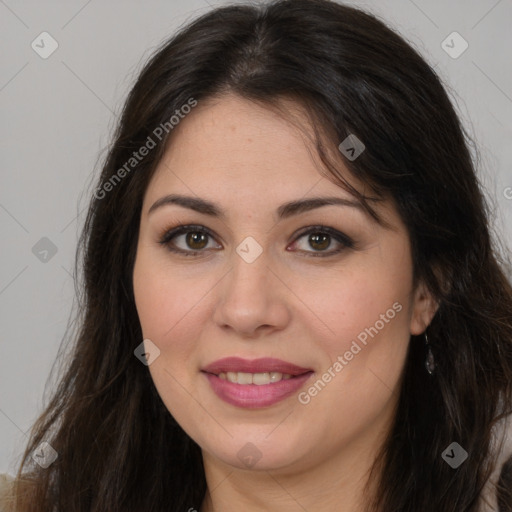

{"left": 212, "top": 247, "right": 291, "bottom": 339}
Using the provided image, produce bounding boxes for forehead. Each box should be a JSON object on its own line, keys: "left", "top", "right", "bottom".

{"left": 145, "top": 94, "right": 364, "bottom": 201}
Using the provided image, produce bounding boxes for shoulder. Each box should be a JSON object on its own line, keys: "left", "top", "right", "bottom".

{"left": 0, "top": 473, "right": 35, "bottom": 512}
{"left": 0, "top": 473, "right": 15, "bottom": 512}
{"left": 480, "top": 412, "right": 512, "bottom": 512}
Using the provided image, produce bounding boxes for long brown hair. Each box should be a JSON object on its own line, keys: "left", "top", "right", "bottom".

{"left": 6, "top": 1, "right": 512, "bottom": 510}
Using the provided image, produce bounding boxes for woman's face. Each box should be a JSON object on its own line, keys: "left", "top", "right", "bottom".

{"left": 132, "top": 94, "right": 435, "bottom": 474}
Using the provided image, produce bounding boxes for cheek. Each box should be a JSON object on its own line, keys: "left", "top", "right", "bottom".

{"left": 299, "top": 267, "right": 411, "bottom": 353}
{"left": 297, "top": 273, "right": 411, "bottom": 440}
{"left": 133, "top": 252, "right": 194, "bottom": 350}
{"left": 293, "top": 256, "right": 414, "bottom": 410}
{"left": 132, "top": 253, "right": 209, "bottom": 427}
{"left": 132, "top": 252, "right": 216, "bottom": 363}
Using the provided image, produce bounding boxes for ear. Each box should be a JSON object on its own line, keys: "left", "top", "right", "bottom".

{"left": 409, "top": 280, "right": 439, "bottom": 335}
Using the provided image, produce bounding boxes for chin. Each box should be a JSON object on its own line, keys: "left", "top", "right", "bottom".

{"left": 200, "top": 429, "right": 310, "bottom": 472}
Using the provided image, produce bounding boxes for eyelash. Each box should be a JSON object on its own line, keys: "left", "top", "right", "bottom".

{"left": 157, "top": 224, "right": 355, "bottom": 258}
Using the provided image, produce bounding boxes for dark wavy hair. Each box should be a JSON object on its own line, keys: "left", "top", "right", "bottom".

{"left": 6, "top": 0, "right": 512, "bottom": 510}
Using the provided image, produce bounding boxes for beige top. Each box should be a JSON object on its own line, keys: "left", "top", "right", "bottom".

{"left": 0, "top": 417, "right": 510, "bottom": 511}
{"left": 0, "top": 474, "right": 14, "bottom": 512}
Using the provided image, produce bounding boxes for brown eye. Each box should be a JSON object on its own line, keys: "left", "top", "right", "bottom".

{"left": 159, "top": 225, "right": 221, "bottom": 257}
{"left": 290, "top": 226, "right": 355, "bottom": 257}
{"left": 307, "top": 233, "right": 331, "bottom": 251}
{"left": 185, "top": 232, "right": 209, "bottom": 250}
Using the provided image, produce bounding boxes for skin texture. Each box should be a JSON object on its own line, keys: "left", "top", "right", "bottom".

{"left": 132, "top": 94, "right": 438, "bottom": 512}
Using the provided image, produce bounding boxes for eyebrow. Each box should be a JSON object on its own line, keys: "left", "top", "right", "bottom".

{"left": 148, "top": 193, "right": 368, "bottom": 220}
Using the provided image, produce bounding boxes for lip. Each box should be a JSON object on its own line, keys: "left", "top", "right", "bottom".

{"left": 201, "top": 357, "right": 314, "bottom": 409}
{"left": 202, "top": 357, "right": 312, "bottom": 376}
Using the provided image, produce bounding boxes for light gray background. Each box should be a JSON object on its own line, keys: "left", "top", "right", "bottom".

{"left": 1, "top": 0, "right": 511, "bottom": 474}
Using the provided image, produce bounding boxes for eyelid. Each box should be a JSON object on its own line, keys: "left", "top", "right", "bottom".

{"left": 285, "top": 225, "right": 355, "bottom": 258}
{"left": 158, "top": 223, "right": 355, "bottom": 257}
{"left": 158, "top": 224, "right": 221, "bottom": 255}
{"left": 290, "top": 225, "right": 355, "bottom": 250}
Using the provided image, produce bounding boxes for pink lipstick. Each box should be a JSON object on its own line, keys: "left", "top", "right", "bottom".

{"left": 202, "top": 357, "right": 314, "bottom": 408}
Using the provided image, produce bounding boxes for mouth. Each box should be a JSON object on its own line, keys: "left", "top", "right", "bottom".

{"left": 201, "top": 356, "right": 313, "bottom": 380}
{"left": 214, "top": 371, "right": 295, "bottom": 385}
{"left": 201, "top": 357, "right": 314, "bottom": 408}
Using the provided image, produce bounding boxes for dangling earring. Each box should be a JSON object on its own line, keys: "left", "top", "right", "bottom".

{"left": 424, "top": 332, "right": 436, "bottom": 375}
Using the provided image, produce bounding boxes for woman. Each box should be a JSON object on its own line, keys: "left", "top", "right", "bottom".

{"left": 1, "top": 0, "right": 511, "bottom": 510}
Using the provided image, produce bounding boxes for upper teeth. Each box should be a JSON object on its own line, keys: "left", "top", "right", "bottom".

{"left": 218, "top": 371, "right": 293, "bottom": 385}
